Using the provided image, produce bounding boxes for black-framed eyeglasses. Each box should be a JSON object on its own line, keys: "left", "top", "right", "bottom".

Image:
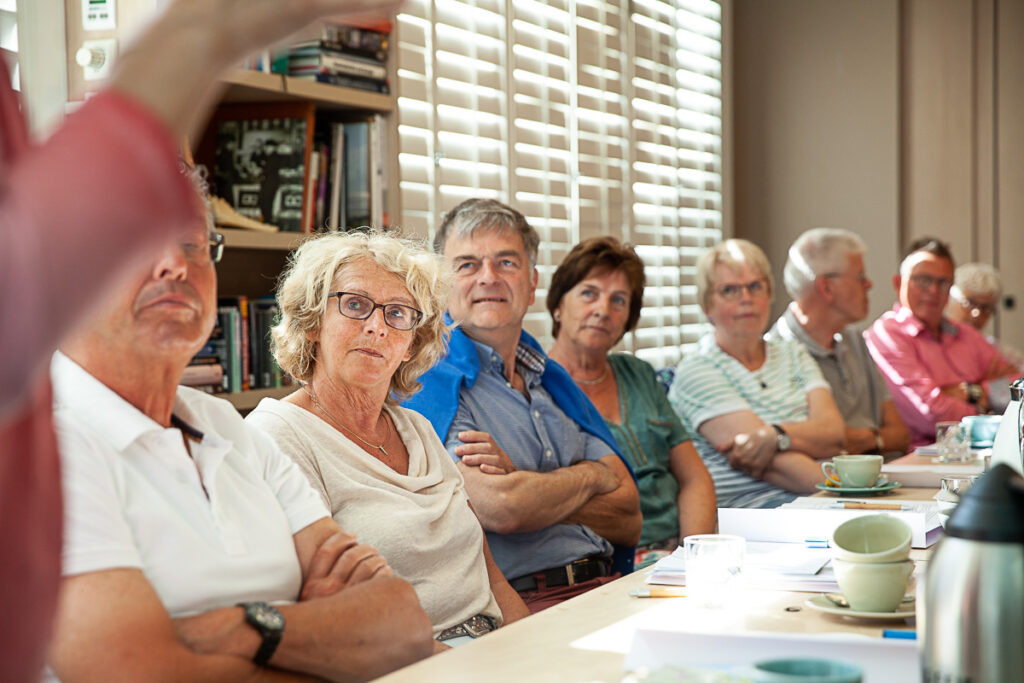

{"left": 714, "top": 279, "right": 768, "bottom": 301}
{"left": 180, "top": 232, "right": 224, "bottom": 264}
{"left": 329, "top": 291, "right": 423, "bottom": 331}
{"left": 909, "top": 274, "right": 953, "bottom": 293}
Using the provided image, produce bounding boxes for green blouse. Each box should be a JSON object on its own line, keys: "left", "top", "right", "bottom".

{"left": 606, "top": 353, "right": 692, "bottom": 545}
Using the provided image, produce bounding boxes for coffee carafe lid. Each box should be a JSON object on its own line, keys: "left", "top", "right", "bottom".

{"left": 946, "top": 463, "right": 1024, "bottom": 542}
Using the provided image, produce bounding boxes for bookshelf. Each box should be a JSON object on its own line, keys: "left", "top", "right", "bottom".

{"left": 210, "top": 72, "right": 395, "bottom": 413}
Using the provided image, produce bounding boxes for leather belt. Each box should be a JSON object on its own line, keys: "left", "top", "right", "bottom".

{"left": 509, "top": 556, "right": 610, "bottom": 593}
{"left": 436, "top": 614, "right": 498, "bottom": 642}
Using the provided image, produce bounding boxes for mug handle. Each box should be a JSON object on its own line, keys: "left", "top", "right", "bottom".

{"left": 821, "top": 461, "right": 841, "bottom": 486}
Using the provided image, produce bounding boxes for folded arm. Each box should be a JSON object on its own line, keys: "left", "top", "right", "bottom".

{"left": 699, "top": 410, "right": 825, "bottom": 491}
{"left": 561, "top": 455, "right": 642, "bottom": 546}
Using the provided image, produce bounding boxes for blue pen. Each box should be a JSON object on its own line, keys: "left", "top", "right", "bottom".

{"left": 804, "top": 538, "right": 830, "bottom": 548}
{"left": 882, "top": 630, "right": 916, "bottom": 640}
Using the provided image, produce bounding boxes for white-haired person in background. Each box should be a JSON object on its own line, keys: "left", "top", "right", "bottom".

{"left": 947, "top": 262, "right": 1024, "bottom": 381}
{"left": 767, "top": 228, "right": 909, "bottom": 456}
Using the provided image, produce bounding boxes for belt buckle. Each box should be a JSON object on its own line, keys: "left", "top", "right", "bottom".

{"left": 565, "top": 562, "right": 578, "bottom": 587}
{"left": 463, "top": 615, "right": 495, "bottom": 638}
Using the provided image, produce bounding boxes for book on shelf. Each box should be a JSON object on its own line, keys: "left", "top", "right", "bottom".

{"left": 321, "top": 21, "right": 390, "bottom": 60}
{"left": 288, "top": 51, "right": 388, "bottom": 82}
{"left": 289, "top": 71, "right": 391, "bottom": 95}
{"left": 211, "top": 296, "right": 290, "bottom": 396}
{"left": 199, "top": 102, "right": 317, "bottom": 233}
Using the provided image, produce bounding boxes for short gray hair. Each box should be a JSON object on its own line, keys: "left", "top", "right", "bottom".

{"left": 434, "top": 198, "right": 540, "bottom": 267}
{"left": 953, "top": 262, "right": 1002, "bottom": 300}
{"left": 272, "top": 230, "right": 451, "bottom": 405}
{"left": 783, "top": 228, "right": 867, "bottom": 300}
{"left": 695, "top": 239, "right": 774, "bottom": 313}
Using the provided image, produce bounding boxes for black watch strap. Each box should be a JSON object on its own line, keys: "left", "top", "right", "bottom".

{"left": 238, "top": 601, "right": 284, "bottom": 667}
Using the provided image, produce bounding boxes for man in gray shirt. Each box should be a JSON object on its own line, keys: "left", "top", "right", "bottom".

{"left": 404, "top": 199, "right": 641, "bottom": 612}
{"left": 767, "top": 228, "right": 910, "bottom": 456}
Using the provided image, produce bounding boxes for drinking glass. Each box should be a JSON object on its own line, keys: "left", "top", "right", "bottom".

{"left": 684, "top": 534, "right": 745, "bottom": 607}
{"left": 936, "top": 421, "right": 972, "bottom": 462}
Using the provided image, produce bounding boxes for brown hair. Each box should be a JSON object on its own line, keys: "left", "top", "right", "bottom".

{"left": 546, "top": 236, "right": 646, "bottom": 339}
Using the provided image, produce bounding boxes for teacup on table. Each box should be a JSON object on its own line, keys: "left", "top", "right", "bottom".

{"left": 821, "top": 454, "right": 884, "bottom": 488}
{"left": 830, "top": 514, "right": 914, "bottom": 612}
{"left": 961, "top": 414, "right": 1001, "bottom": 448}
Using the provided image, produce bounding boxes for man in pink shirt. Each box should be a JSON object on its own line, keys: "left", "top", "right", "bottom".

{"left": 0, "top": 1, "right": 400, "bottom": 679}
{"left": 865, "top": 237, "right": 1020, "bottom": 448}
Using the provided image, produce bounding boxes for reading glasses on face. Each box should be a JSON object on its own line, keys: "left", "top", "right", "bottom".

{"left": 180, "top": 232, "right": 224, "bottom": 264}
{"left": 961, "top": 297, "right": 997, "bottom": 316}
{"left": 714, "top": 279, "right": 767, "bottom": 301}
{"left": 909, "top": 274, "right": 953, "bottom": 293}
{"left": 329, "top": 291, "right": 423, "bottom": 331}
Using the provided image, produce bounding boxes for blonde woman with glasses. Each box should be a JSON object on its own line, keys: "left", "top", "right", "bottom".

{"left": 668, "top": 239, "right": 844, "bottom": 508}
{"left": 246, "top": 231, "right": 529, "bottom": 651}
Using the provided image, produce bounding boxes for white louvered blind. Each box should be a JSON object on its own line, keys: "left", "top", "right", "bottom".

{"left": 0, "top": 0, "right": 18, "bottom": 91}
{"left": 395, "top": 0, "right": 721, "bottom": 368}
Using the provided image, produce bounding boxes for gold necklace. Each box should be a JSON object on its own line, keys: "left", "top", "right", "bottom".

{"left": 304, "top": 384, "right": 390, "bottom": 457}
{"left": 574, "top": 365, "right": 609, "bottom": 386}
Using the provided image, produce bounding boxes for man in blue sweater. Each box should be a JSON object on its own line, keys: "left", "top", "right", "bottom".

{"left": 404, "top": 198, "right": 640, "bottom": 612}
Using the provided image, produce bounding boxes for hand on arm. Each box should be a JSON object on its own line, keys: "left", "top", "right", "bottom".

{"left": 454, "top": 431, "right": 518, "bottom": 474}
{"left": 776, "top": 388, "right": 844, "bottom": 459}
{"left": 668, "top": 441, "right": 717, "bottom": 538}
{"left": 292, "top": 518, "right": 393, "bottom": 600}
{"left": 561, "top": 455, "right": 642, "bottom": 546}
{"left": 456, "top": 455, "right": 615, "bottom": 535}
{"left": 700, "top": 411, "right": 824, "bottom": 492}
{"left": 50, "top": 569, "right": 313, "bottom": 682}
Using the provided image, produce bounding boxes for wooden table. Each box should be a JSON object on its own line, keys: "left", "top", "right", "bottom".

{"left": 378, "top": 541, "right": 927, "bottom": 681}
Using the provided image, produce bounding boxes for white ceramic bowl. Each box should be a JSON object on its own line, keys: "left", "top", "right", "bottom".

{"left": 830, "top": 514, "right": 912, "bottom": 563}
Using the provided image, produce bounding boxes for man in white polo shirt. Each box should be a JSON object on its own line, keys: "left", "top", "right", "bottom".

{"left": 47, "top": 186, "right": 432, "bottom": 681}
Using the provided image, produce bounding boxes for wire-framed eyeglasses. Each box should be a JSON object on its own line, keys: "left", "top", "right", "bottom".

{"left": 180, "top": 232, "right": 224, "bottom": 264}
{"left": 329, "top": 291, "right": 423, "bottom": 331}
{"left": 714, "top": 279, "right": 768, "bottom": 301}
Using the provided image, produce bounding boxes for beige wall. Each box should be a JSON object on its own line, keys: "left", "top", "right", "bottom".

{"left": 732, "top": 0, "right": 1024, "bottom": 347}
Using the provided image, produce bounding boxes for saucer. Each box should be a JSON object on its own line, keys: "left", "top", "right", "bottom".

{"left": 805, "top": 594, "right": 916, "bottom": 620}
{"left": 815, "top": 481, "right": 902, "bottom": 496}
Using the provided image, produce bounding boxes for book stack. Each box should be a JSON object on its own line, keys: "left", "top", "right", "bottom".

{"left": 288, "top": 22, "right": 391, "bottom": 95}
{"left": 211, "top": 296, "right": 292, "bottom": 394}
{"left": 183, "top": 336, "right": 227, "bottom": 394}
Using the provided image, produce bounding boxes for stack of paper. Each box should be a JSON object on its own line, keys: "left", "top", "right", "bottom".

{"left": 646, "top": 542, "right": 838, "bottom": 592}
{"left": 719, "top": 499, "right": 943, "bottom": 548}
{"left": 885, "top": 450, "right": 986, "bottom": 487}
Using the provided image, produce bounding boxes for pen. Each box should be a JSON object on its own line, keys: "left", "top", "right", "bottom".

{"left": 804, "top": 538, "right": 830, "bottom": 548}
{"left": 629, "top": 588, "right": 688, "bottom": 598}
{"left": 882, "top": 630, "right": 916, "bottom": 640}
{"left": 828, "top": 503, "right": 912, "bottom": 511}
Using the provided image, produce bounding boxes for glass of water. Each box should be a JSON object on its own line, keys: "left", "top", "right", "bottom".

{"left": 683, "top": 534, "right": 745, "bottom": 608}
{"left": 936, "top": 421, "right": 972, "bottom": 462}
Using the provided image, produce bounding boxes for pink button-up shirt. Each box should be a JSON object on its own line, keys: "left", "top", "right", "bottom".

{"left": 864, "top": 304, "right": 1020, "bottom": 448}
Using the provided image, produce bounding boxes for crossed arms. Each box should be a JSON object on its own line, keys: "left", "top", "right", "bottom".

{"left": 698, "top": 387, "right": 843, "bottom": 494}
{"left": 49, "top": 518, "right": 433, "bottom": 682}
{"left": 452, "top": 430, "right": 641, "bottom": 546}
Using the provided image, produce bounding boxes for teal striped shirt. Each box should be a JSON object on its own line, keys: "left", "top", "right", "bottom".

{"left": 668, "top": 333, "right": 830, "bottom": 508}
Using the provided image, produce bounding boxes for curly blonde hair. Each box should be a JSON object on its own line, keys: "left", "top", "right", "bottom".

{"left": 272, "top": 230, "right": 452, "bottom": 405}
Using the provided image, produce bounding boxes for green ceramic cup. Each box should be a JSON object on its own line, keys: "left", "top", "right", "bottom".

{"left": 748, "top": 658, "right": 863, "bottom": 682}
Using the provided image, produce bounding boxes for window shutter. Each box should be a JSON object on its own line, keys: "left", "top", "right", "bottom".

{"left": 396, "top": 0, "right": 722, "bottom": 367}
{"left": 0, "top": 0, "right": 18, "bottom": 91}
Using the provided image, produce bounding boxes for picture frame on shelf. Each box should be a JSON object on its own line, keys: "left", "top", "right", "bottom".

{"left": 196, "top": 102, "right": 317, "bottom": 233}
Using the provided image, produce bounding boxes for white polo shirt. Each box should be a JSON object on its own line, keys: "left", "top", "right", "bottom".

{"left": 51, "top": 352, "right": 329, "bottom": 617}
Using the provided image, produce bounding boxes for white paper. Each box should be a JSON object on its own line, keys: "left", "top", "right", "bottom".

{"left": 623, "top": 629, "right": 920, "bottom": 681}
{"left": 718, "top": 505, "right": 942, "bottom": 549}
{"left": 645, "top": 543, "right": 839, "bottom": 592}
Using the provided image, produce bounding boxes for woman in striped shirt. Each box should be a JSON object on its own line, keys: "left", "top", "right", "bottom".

{"left": 668, "top": 239, "right": 844, "bottom": 508}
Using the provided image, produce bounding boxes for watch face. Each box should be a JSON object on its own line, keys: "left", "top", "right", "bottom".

{"left": 777, "top": 433, "right": 791, "bottom": 451}
{"left": 251, "top": 603, "right": 285, "bottom": 631}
